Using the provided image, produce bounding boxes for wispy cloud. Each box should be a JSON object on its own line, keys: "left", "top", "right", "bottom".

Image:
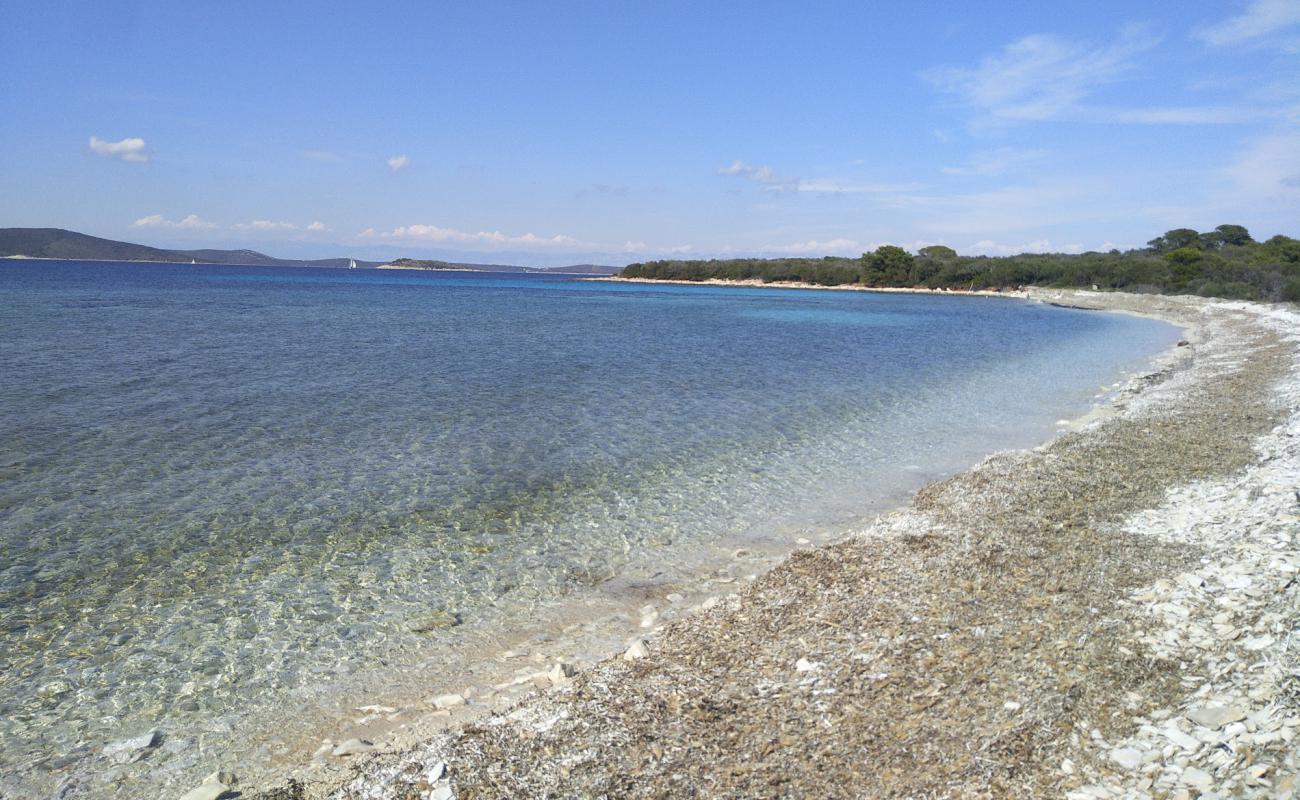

{"left": 387, "top": 154, "right": 411, "bottom": 172}
{"left": 924, "top": 27, "right": 1158, "bottom": 122}
{"left": 942, "top": 148, "right": 1046, "bottom": 176}
{"left": 90, "top": 136, "right": 148, "bottom": 162}
{"left": 1219, "top": 129, "right": 1300, "bottom": 201}
{"left": 233, "top": 219, "right": 297, "bottom": 231}
{"left": 1194, "top": 0, "right": 1300, "bottom": 47}
{"left": 795, "top": 179, "right": 923, "bottom": 194}
{"left": 131, "top": 213, "right": 216, "bottom": 230}
{"left": 365, "top": 223, "right": 591, "bottom": 250}
{"left": 720, "top": 161, "right": 916, "bottom": 195}
{"left": 764, "top": 238, "right": 863, "bottom": 255}
{"left": 718, "top": 160, "right": 797, "bottom": 190}
{"left": 302, "top": 149, "right": 342, "bottom": 162}
{"left": 306, "top": 221, "right": 327, "bottom": 231}
{"left": 925, "top": 28, "right": 1268, "bottom": 126}
{"left": 966, "top": 238, "right": 1085, "bottom": 256}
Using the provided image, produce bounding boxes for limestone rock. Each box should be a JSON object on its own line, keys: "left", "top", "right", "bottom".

{"left": 102, "top": 729, "right": 161, "bottom": 764}
{"left": 331, "top": 738, "right": 375, "bottom": 757}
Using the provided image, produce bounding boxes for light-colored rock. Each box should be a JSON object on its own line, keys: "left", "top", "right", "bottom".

{"left": 430, "top": 782, "right": 454, "bottom": 800}
{"left": 794, "top": 658, "right": 820, "bottom": 673}
{"left": 623, "top": 639, "right": 648, "bottom": 660}
{"left": 1109, "top": 747, "right": 1145, "bottom": 771}
{"left": 102, "top": 729, "right": 160, "bottom": 764}
{"left": 1180, "top": 766, "right": 1213, "bottom": 790}
{"left": 549, "top": 661, "right": 577, "bottom": 684}
{"left": 331, "top": 738, "right": 375, "bottom": 757}
{"left": 1186, "top": 705, "right": 1247, "bottom": 729}
{"left": 431, "top": 693, "right": 466, "bottom": 710}
{"left": 178, "top": 774, "right": 231, "bottom": 800}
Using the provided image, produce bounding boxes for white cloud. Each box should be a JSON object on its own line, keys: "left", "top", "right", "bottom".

{"left": 90, "top": 136, "right": 148, "bottom": 162}
{"left": 131, "top": 213, "right": 216, "bottom": 230}
{"left": 387, "top": 154, "right": 411, "bottom": 172}
{"left": 924, "top": 28, "right": 1158, "bottom": 122}
{"left": 375, "top": 224, "right": 591, "bottom": 249}
{"left": 795, "top": 179, "right": 923, "bottom": 194}
{"left": 1219, "top": 129, "right": 1300, "bottom": 201}
{"left": 1194, "top": 0, "right": 1300, "bottom": 47}
{"left": 718, "top": 160, "right": 797, "bottom": 190}
{"left": 233, "top": 219, "right": 297, "bottom": 231}
{"left": 967, "top": 239, "right": 1085, "bottom": 256}
{"left": 306, "top": 221, "right": 327, "bottom": 231}
{"left": 942, "top": 148, "right": 1046, "bottom": 176}
{"left": 765, "top": 238, "right": 863, "bottom": 255}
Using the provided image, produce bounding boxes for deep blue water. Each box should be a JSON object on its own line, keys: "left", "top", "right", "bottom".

{"left": 0, "top": 260, "right": 1178, "bottom": 793}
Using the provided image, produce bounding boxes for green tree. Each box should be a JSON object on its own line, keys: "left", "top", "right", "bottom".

{"left": 1148, "top": 228, "right": 1201, "bottom": 253}
{"left": 860, "top": 245, "right": 915, "bottom": 286}
{"left": 1200, "top": 224, "right": 1254, "bottom": 249}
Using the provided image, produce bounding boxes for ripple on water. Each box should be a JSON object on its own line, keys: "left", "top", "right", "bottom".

{"left": 0, "top": 263, "right": 1179, "bottom": 795}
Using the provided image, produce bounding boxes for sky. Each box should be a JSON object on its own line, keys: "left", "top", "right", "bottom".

{"left": 1, "top": 1, "right": 1298, "bottom": 267}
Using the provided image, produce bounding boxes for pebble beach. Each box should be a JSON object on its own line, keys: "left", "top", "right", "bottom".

{"left": 233, "top": 289, "right": 1299, "bottom": 800}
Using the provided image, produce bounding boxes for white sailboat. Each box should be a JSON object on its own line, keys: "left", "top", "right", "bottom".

{"left": 349, "top": 259, "right": 357, "bottom": 269}
{"left": 191, "top": 259, "right": 196, "bottom": 264}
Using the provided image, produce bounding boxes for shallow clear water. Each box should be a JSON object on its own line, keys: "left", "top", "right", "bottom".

{"left": 0, "top": 262, "right": 1178, "bottom": 794}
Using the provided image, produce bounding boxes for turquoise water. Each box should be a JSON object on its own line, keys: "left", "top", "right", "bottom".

{"left": 0, "top": 262, "right": 1178, "bottom": 795}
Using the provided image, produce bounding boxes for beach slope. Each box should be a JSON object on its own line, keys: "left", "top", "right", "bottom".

{"left": 280, "top": 291, "right": 1298, "bottom": 799}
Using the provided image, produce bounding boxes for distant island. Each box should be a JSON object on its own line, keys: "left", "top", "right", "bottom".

{"left": 618, "top": 224, "right": 1300, "bottom": 303}
{"left": 378, "top": 258, "right": 617, "bottom": 275}
{"left": 0, "top": 228, "right": 619, "bottom": 275}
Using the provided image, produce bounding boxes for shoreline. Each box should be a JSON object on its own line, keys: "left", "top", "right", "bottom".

{"left": 589, "top": 274, "right": 1031, "bottom": 298}
{"left": 290, "top": 290, "right": 1299, "bottom": 799}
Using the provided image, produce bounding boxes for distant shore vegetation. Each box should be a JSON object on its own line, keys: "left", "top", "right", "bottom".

{"left": 620, "top": 225, "right": 1300, "bottom": 302}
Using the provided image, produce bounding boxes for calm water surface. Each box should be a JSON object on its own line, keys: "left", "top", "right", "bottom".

{"left": 0, "top": 261, "right": 1178, "bottom": 795}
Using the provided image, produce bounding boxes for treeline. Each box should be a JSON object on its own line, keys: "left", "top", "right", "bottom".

{"left": 620, "top": 225, "right": 1300, "bottom": 302}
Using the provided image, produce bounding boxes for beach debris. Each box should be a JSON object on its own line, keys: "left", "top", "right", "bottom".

{"left": 331, "top": 738, "right": 375, "bottom": 757}
{"left": 102, "top": 729, "right": 160, "bottom": 764}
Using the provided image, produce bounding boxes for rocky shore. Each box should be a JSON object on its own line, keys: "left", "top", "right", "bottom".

{"left": 142, "top": 290, "right": 1291, "bottom": 800}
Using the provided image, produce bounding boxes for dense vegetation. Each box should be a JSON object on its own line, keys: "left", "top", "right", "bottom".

{"left": 621, "top": 225, "right": 1300, "bottom": 302}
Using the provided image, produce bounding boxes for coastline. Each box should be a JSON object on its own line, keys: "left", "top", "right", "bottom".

{"left": 589, "top": 274, "right": 1031, "bottom": 298}
{"left": 275, "top": 290, "right": 1299, "bottom": 799}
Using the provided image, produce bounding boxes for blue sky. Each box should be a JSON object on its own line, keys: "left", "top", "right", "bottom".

{"left": 2, "top": 1, "right": 1298, "bottom": 266}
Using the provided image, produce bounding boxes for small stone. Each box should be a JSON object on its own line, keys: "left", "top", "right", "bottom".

{"left": 1109, "top": 746, "right": 1144, "bottom": 771}
{"left": 549, "top": 661, "right": 577, "bottom": 684}
{"left": 331, "top": 738, "right": 375, "bottom": 757}
{"left": 1004, "top": 701, "right": 1022, "bottom": 711}
{"left": 623, "top": 640, "right": 648, "bottom": 661}
{"left": 795, "top": 658, "right": 820, "bottom": 673}
{"left": 665, "top": 593, "right": 684, "bottom": 604}
{"left": 178, "top": 776, "right": 231, "bottom": 800}
{"left": 431, "top": 694, "right": 466, "bottom": 710}
{"left": 102, "top": 729, "right": 161, "bottom": 764}
{"left": 408, "top": 610, "right": 461, "bottom": 632}
{"left": 425, "top": 761, "right": 447, "bottom": 782}
{"left": 430, "top": 783, "right": 454, "bottom": 800}
{"left": 1180, "top": 766, "right": 1213, "bottom": 790}
{"left": 1186, "top": 705, "right": 1247, "bottom": 729}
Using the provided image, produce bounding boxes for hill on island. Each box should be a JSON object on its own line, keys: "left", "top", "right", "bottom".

{"left": 0, "top": 228, "right": 382, "bottom": 268}
{"left": 0, "top": 228, "right": 620, "bottom": 274}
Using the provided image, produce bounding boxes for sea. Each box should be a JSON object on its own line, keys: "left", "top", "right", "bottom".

{"left": 0, "top": 260, "right": 1180, "bottom": 796}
